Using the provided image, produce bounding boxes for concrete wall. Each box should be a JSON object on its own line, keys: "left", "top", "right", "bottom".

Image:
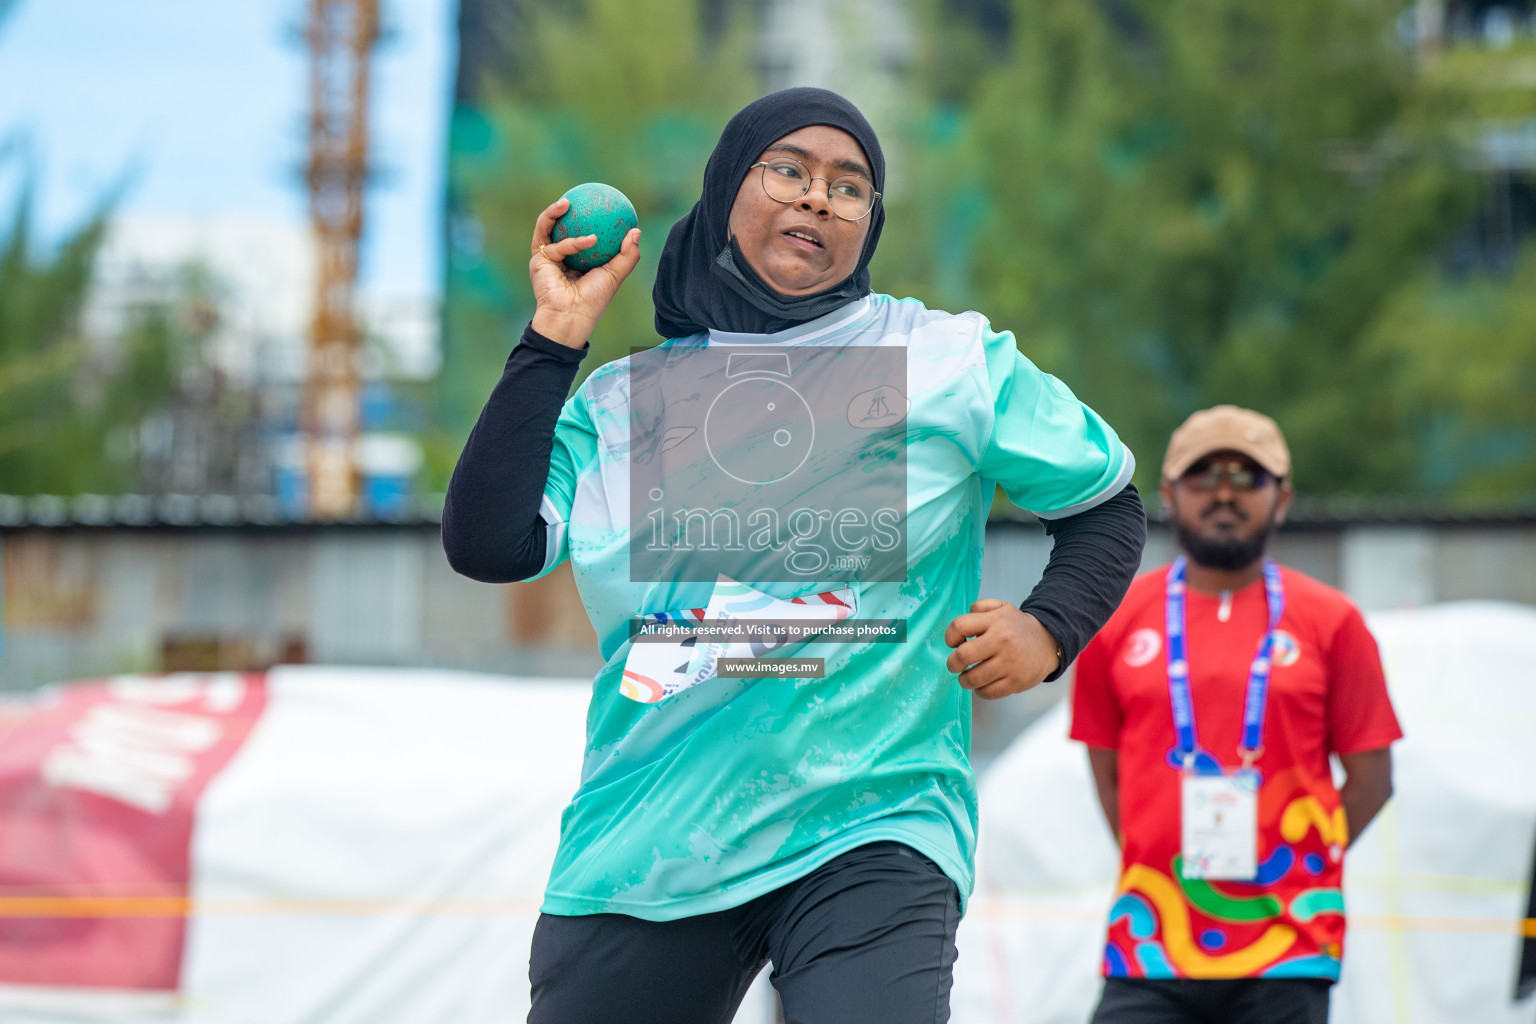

{"left": 984, "top": 519, "right": 1536, "bottom": 611}
{"left": 3, "top": 519, "right": 1532, "bottom": 758}
{"left": 0, "top": 526, "right": 599, "bottom": 691}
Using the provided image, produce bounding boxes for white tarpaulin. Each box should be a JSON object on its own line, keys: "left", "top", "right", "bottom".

{"left": 953, "top": 601, "right": 1536, "bottom": 1024}
{"left": 0, "top": 666, "right": 776, "bottom": 1024}
{"left": 5, "top": 602, "right": 1532, "bottom": 1023}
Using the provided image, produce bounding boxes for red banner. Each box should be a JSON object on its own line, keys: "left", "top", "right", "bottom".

{"left": 0, "top": 672, "right": 268, "bottom": 990}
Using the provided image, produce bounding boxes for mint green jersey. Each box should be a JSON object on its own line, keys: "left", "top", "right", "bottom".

{"left": 532, "top": 294, "right": 1133, "bottom": 919}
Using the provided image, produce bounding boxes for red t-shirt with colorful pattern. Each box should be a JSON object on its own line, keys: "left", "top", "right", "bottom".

{"left": 1070, "top": 565, "right": 1403, "bottom": 980}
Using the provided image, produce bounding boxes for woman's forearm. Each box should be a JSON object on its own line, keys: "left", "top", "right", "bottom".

{"left": 1019, "top": 484, "right": 1148, "bottom": 679}
{"left": 441, "top": 324, "right": 585, "bottom": 583}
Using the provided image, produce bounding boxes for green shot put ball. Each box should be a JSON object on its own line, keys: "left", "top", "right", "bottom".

{"left": 551, "top": 183, "right": 639, "bottom": 271}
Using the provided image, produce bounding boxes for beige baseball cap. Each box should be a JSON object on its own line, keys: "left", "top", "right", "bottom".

{"left": 1162, "top": 405, "right": 1291, "bottom": 480}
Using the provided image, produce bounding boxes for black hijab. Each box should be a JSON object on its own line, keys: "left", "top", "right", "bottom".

{"left": 653, "top": 88, "right": 886, "bottom": 339}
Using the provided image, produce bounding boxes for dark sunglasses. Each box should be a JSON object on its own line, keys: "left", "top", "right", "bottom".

{"left": 1181, "top": 459, "right": 1274, "bottom": 492}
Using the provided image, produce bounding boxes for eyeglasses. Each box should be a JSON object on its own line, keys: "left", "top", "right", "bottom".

{"left": 749, "top": 158, "right": 881, "bottom": 222}
{"left": 1181, "top": 459, "right": 1275, "bottom": 492}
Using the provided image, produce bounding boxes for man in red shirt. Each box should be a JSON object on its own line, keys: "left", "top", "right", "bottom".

{"left": 1071, "top": 405, "right": 1402, "bottom": 1024}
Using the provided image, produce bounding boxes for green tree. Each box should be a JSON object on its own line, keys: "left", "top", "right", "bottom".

{"left": 0, "top": 0, "right": 185, "bottom": 495}
{"left": 0, "top": 181, "right": 179, "bottom": 494}
{"left": 912, "top": 0, "right": 1480, "bottom": 497}
{"left": 433, "top": 0, "right": 755, "bottom": 486}
{"left": 1360, "top": 38, "right": 1536, "bottom": 504}
{"left": 1362, "top": 245, "right": 1536, "bottom": 503}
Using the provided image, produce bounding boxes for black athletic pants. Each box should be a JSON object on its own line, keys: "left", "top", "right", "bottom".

{"left": 528, "top": 842, "right": 960, "bottom": 1024}
{"left": 1091, "top": 977, "right": 1332, "bottom": 1024}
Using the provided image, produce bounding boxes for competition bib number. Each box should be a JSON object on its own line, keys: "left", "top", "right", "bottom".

{"left": 1166, "top": 557, "right": 1284, "bottom": 882}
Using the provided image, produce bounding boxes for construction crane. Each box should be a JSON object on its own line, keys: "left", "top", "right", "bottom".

{"left": 302, "top": 0, "right": 379, "bottom": 518}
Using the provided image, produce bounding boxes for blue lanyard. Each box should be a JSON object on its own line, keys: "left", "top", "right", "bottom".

{"left": 1165, "top": 556, "right": 1284, "bottom": 770}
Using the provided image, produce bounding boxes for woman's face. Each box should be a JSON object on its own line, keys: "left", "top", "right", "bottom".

{"left": 727, "top": 125, "right": 874, "bottom": 296}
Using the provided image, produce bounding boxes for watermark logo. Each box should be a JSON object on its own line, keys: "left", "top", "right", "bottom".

{"left": 629, "top": 345, "right": 907, "bottom": 583}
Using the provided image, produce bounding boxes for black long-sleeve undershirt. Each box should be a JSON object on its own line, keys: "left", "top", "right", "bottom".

{"left": 1024, "top": 484, "right": 1146, "bottom": 679}
{"left": 442, "top": 324, "right": 1147, "bottom": 675}
{"left": 441, "top": 326, "right": 583, "bottom": 583}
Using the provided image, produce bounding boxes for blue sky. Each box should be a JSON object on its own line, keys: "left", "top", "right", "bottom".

{"left": 0, "top": 0, "right": 453, "bottom": 303}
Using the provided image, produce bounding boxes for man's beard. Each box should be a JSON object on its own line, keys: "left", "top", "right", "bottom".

{"left": 1174, "top": 506, "right": 1277, "bottom": 571}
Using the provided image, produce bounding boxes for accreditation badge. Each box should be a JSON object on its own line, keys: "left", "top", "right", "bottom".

{"left": 1180, "top": 768, "right": 1260, "bottom": 880}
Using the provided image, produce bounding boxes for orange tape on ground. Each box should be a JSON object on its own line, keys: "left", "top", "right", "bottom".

{"left": 0, "top": 896, "right": 1532, "bottom": 934}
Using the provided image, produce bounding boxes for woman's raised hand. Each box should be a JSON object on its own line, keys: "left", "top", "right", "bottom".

{"left": 528, "top": 196, "right": 642, "bottom": 350}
